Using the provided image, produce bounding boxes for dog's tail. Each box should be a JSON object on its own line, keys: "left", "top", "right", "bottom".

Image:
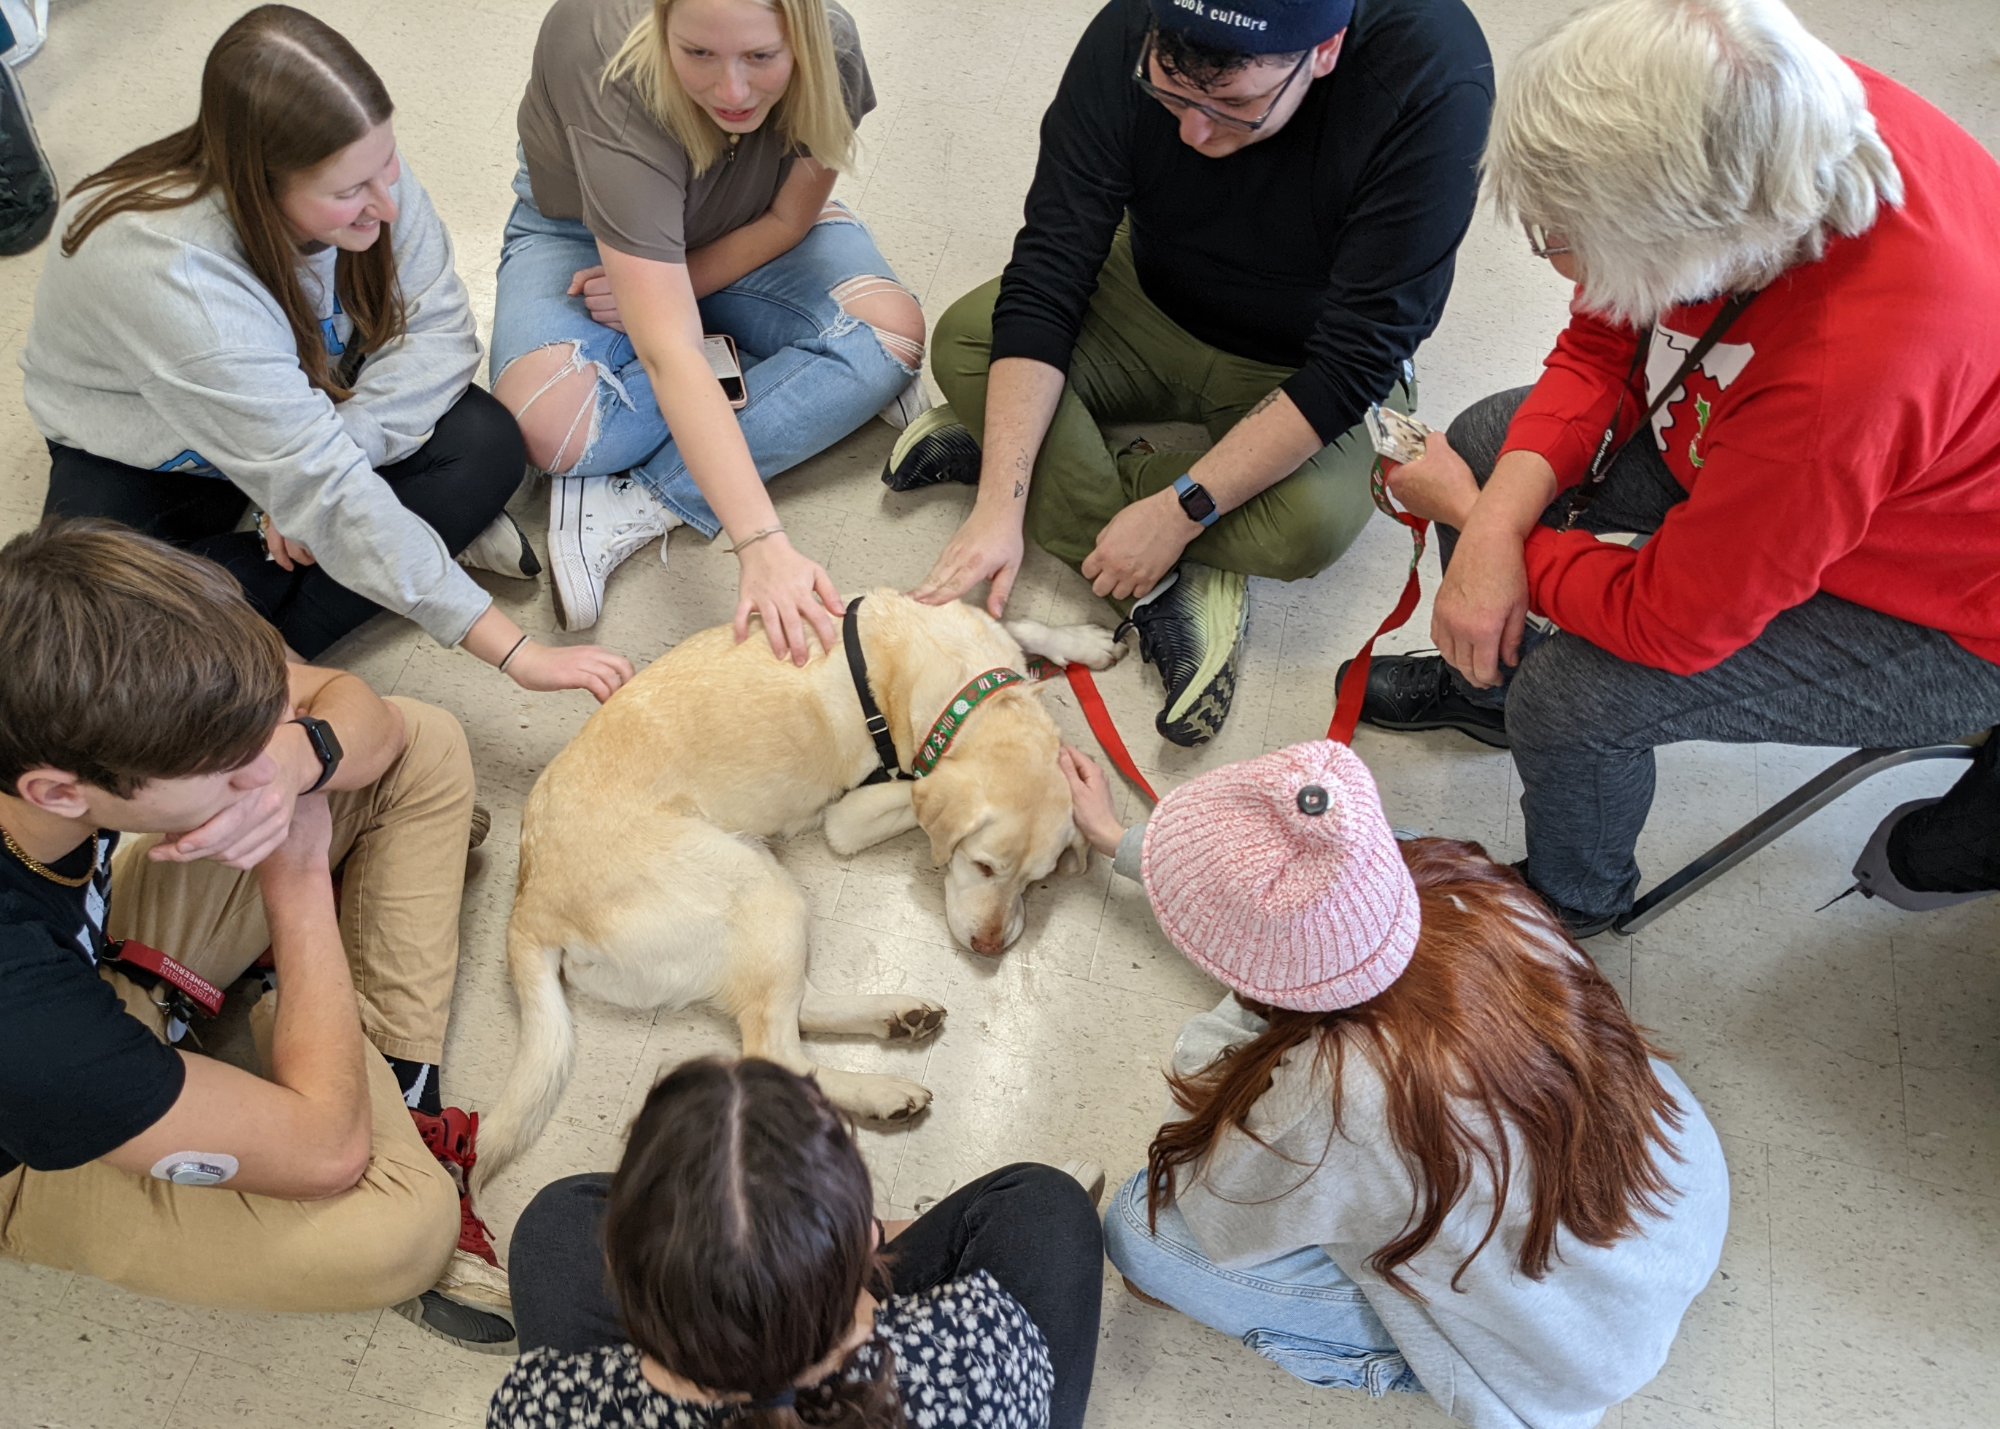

{"left": 473, "top": 918, "right": 575, "bottom": 1193}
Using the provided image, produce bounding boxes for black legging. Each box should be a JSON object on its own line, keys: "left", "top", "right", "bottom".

{"left": 509, "top": 1163, "right": 1104, "bottom": 1429}
{"left": 41, "top": 385, "right": 525, "bottom": 659}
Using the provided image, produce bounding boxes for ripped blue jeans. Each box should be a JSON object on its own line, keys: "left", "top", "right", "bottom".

{"left": 1103, "top": 1172, "right": 1423, "bottom": 1396}
{"left": 488, "top": 172, "right": 920, "bottom": 537}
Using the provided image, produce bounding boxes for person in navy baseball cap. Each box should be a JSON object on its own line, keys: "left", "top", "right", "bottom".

{"left": 1145, "top": 0, "right": 1354, "bottom": 55}
{"left": 889, "top": 0, "right": 1491, "bottom": 752}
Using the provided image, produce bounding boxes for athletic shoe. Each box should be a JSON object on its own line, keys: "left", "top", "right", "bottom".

{"left": 1339, "top": 651, "right": 1510, "bottom": 749}
{"left": 1058, "top": 1158, "right": 1107, "bottom": 1209}
{"left": 0, "top": 60, "right": 56, "bottom": 257}
{"left": 547, "top": 472, "right": 680, "bottom": 631}
{"left": 400, "top": 1106, "right": 517, "bottom": 1353}
{"left": 457, "top": 510, "right": 542, "bottom": 580}
{"left": 410, "top": 1107, "right": 498, "bottom": 1261}
{"left": 394, "top": 1251, "right": 517, "bottom": 1355}
{"left": 1116, "top": 563, "right": 1247, "bottom": 748}
{"left": 881, "top": 403, "right": 981, "bottom": 492}
{"left": 1509, "top": 860, "right": 1620, "bottom": 940}
{"left": 468, "top": 803, "right": 491, "bottom": 852}
{"left": 877, "top": 374, "right": 934, "bottom": 430}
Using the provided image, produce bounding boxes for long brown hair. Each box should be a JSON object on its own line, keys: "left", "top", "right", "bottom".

{"left": 61, "top": 5, "right": 404, "bottom": 401}
{"left": 606, "top": 1058, "right": 903, "bottom": 1428}
{"left": 1148, "top": 838, "right": 1685, "bottom": 1298}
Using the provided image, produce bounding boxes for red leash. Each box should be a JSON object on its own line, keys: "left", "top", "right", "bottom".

{"left": 1056, "top": 458, "right": 1427, "bottom": 802}
{"left": 1327, "top": 459, "right": 1428, "bottom": 744}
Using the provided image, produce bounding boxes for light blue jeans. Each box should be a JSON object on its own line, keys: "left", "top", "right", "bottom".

{"left": 1103, "top": 1172, "right": 1423, "bottom": 1396}
{"left": 489, "top": 168, "right": 920, "bottom": 537}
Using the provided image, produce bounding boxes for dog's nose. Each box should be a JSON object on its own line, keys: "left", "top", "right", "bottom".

{"left": 969, "top": 931, "right": 1006, "bottom": 957}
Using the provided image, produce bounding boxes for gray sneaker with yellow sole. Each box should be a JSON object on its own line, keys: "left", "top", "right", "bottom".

{"left": 1117, "top": 563, "right": 1248, "bottom": 747}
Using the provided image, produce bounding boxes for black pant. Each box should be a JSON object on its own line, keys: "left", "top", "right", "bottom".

{"left": 510, "top": 1163, "right": 1105, "bottom": 1429}
{"left": 41, "top": 385, "right": 525, "bottom": 660}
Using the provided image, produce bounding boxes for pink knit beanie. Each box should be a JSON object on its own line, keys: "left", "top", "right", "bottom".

{"left": 1141, "top": 740, "right": 1420, "bottom": 1011}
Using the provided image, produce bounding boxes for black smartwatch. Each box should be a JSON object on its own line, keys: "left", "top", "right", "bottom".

{"left": 293, "top": 717, "right": 343, "bottom": 793}
{"left": 1173, "top": 473, "right": 1220, "bottom": 528}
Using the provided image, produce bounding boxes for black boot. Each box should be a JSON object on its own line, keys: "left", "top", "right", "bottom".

{"left": 1339, "top": 651, "right": 1510, "bottom": 749}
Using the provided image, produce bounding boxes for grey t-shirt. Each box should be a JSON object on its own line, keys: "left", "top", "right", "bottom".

{"left": 517, "top": 0, "right": 874, "bottom": 262}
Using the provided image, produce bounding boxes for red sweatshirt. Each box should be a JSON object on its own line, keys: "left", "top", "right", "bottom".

{"left": 1501, "top": 64, "right": 2000, "bottom": 676}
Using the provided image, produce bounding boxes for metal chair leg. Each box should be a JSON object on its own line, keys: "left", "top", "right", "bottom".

{"left": 1613, "top": 744, "right": 1977, "bottom": 935}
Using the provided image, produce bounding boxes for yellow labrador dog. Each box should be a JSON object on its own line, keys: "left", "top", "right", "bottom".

{"left": 475, "top": 590, "right": 1122, "bottom": 1184}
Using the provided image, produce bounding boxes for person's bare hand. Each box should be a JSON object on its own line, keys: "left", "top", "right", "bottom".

{"left": 733, "top": 533, "right": 844, "bottom": 666}
{"left": 911, "top": 505, "right": 1025, "bottom": 617}
{"left": 505, "top": 640, "right": 636, "bottom": 703}
{"left": 566, "top": 265, "right": 625, "bottom": 333}
{"left": 1058, "top": 745, "right": 1126, "bottom": 856}
{"left": 1432, "top": 524, "right": 1531, "bottom": 689}
{"left": 260, "top": 513, "right": 316, "bottom": 571}
{"left": 1080, "top": 490, "right": 1196, "bottom": 602}
{"left": 1384, "top": 431, "right": 1480, "bottom": 528}
{"left": 151, "top": 724, "right": 313, "bottom": 870}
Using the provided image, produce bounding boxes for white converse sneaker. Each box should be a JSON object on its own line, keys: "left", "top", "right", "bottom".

{"left": 457, "top": 511, "right": 541, "bottom": 579}
{"left": 877, "top": 374, "right": 934, "bottom": 430}
{"left": 547, "top": 473, "right": 680, "bottom": 631}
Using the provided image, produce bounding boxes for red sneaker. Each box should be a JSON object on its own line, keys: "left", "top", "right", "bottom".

{"left": 411, "top": 1106, "right": 501, "bottom": 1266}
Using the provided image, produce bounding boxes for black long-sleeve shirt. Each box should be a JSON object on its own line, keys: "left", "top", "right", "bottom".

{"left": 990, "top": 0, "right": 1493, "bottom": 444}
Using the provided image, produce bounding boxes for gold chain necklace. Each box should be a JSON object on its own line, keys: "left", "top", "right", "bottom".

{"left": 1, "top": 825, "right": 100, "bottom": 888}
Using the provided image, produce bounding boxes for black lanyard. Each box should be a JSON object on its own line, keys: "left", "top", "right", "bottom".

{"left": 1562, "top": 289, "right": 1761, "bottom": 529}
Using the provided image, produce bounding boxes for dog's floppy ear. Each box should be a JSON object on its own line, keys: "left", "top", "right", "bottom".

{"left": 911, "top": 769, "right": 989, "bottom": 866}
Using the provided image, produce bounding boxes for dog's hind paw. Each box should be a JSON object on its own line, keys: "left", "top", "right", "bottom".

{"left": 887, "top": 1002, "right": 947, "bottom": 1042}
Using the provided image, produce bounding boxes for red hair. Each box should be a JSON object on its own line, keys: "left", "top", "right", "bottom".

{"left": 1147, "top": 838, "right": 1684, "bottom": 1297}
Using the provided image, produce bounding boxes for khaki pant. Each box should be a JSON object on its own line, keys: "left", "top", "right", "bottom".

{"left": 932, "top": 227, "right": 1417, "bottom": 591}
{"left": 0, "top": 698, "right": 472, "bottom": 1312}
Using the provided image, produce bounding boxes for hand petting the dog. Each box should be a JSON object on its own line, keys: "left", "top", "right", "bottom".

{"left": 1059, "top": 745, "right": 1127, "bottom": 857}
{"left": 734, "top": 530, "right": 845, "bottom": 666}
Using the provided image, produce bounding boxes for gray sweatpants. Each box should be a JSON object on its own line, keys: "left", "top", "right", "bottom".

{"left": 1443, "top": 388, "right": 2000, "bottom": 918}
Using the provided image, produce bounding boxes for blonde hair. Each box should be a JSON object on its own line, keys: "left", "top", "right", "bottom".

{"left": 605, "top": 0, "right": 856, "bottom": 177}
{"left": 1484, "top": 0, "right": 1902, "bottom": 326}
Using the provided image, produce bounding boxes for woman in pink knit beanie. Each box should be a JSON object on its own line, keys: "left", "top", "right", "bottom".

{"left": 1060, "top": 739, "right": 1729, "bottom": 1428}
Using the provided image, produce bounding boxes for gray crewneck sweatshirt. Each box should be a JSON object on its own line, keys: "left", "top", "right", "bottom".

{"left": 21, "top": 161, "right": 493, "bottom": 646}
{"left": 1112, "top": 822, "right": 1730, "bottom": 1429}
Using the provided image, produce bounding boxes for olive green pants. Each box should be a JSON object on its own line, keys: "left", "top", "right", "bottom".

{"left": 930, "top": 229, "right": 1415, "bottom": 584}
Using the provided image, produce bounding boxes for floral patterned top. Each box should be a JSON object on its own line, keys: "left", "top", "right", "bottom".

{"left": 487, "top": 1270, "right": 1054, "bottom": 1429}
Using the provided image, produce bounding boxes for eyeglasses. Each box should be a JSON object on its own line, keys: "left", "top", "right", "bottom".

{"left": 1525, "top": 223, "right": 1573, "bottom": 259}
{"left": 1131, "top": 26, "right": 1313, "bottom": 134}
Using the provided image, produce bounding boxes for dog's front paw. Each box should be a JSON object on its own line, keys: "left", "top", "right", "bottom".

{"left": 858, "top": 1075, "right": 933, "bottom": 1124}
{"left": 1058, "top": 622, "right": 1125, "bottom": 670}
{"left": 886, "top": 1001, "right": 947, "bottom": 1042}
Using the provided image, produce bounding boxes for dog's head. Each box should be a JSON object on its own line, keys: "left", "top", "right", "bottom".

{"left": 911, "top": 687, "right": 1091, "bottom": 956}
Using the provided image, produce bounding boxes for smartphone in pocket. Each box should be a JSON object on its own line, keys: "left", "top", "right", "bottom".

{"left": 703, "top": 334, "right": 747, "bottom": 409}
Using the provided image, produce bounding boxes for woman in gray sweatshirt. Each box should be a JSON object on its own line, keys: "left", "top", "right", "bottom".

{"left": 1060, "top": 739, "right": 1729, "bottom": 1429}
{"left": 21, "top": 5, "right": 630, "bottom": 701}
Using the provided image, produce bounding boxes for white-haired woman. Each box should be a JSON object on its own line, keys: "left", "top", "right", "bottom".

{"left": 1347, "top": 0, "right": 2000, "bottom": 935}
{"left": 492, "top": 0, "right": 926, "bottom": 647}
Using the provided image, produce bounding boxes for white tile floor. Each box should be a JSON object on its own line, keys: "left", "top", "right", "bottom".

{"left": 2, "top": 1, "right": 1997, "bottom": 1425}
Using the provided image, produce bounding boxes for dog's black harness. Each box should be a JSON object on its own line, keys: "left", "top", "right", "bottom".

{"left": 844, "top": 597, "right": 915, "bottom": 787}
{"left": 843, "top": 597, "right": 1027, "bottom": 789}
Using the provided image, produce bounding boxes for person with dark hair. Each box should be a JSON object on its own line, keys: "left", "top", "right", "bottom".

{"left": 493, "top": 1057, "right": 1107, "bottom": 1429}
{"left": 1059, "top": 740, "right": 1728, "bottom": 1427}
{"left": 0, "top": 520, "right": 516, "bottom": 1352}
{"left": 895, "top": 0, "right": 1491, "bottom": 746}
{"left": 19, "top": 5, "right": 630, "bottom": 699}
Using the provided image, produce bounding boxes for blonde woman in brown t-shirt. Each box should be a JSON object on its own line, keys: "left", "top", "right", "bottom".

{"left": 491, "top": 0, "right": 928, "bottom": 647}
